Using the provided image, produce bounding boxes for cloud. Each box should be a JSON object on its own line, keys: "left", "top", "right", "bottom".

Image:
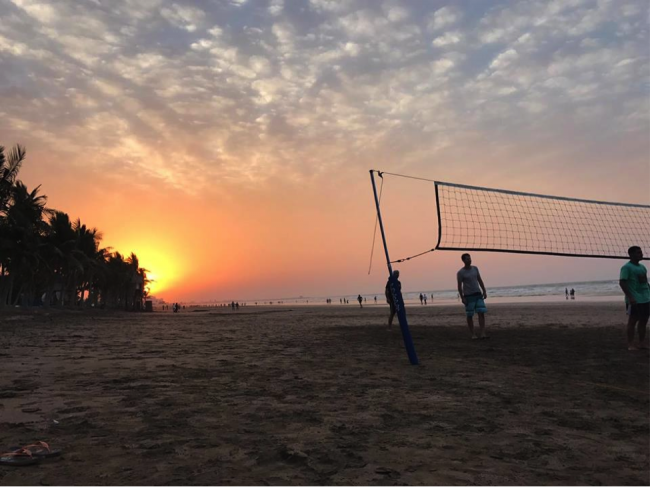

{"left": 268, "top": 0, "right": 283, "bottom": 16}
{"left": 432, "top": 31, "right": 462, "bottom": 47}
{"left": 427, "top": 6, "right": 461, "bottom": 32}
{"left": 0, "top": 0, "right": 646, "bottom": 198}
{"left": 160, "top": 3, "right": 205, "bottom": 31}
{"left": 10, "top": 0, "right": 59, "bottom": 24}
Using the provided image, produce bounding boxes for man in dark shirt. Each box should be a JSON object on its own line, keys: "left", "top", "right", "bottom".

{"left": 620, "top": 246, "right": 650, "bottom": 350}
{"left": 385, "top": 270, "right": 401, "bottom": 329}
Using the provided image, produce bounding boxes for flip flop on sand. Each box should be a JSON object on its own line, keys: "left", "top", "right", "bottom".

{"left": 0, "top": 448, "right": 39, "bottom": 467}
{"left": 9, "top": 442, "right": 61, "bottom": 459}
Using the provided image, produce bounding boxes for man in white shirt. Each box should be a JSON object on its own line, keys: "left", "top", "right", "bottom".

{"left": 457, "top": 253, "right": 488, "bottom": 339}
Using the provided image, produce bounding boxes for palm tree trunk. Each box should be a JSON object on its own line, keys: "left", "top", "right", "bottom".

{"left": 4, "top": 274, "right": 15, "bottom": 307}
{"left": 0, "top": 272, "right": 9, "bottom": 308}
{"left": 11, "top": 282, "right": 25, "bottom": 306}
{"left": 43, "top": 283, "right": 54, "bottom": 308}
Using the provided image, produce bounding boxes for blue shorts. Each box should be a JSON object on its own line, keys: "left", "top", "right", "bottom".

{"left": 464, "top": 292, "right": 487, "bottom": 317}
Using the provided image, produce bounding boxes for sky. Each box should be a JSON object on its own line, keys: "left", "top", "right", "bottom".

{"left": 0, "top": 0, "right": 648, "bottom": 302}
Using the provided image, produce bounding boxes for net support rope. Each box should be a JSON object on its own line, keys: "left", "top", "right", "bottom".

{"left": 367, "top": 176, "right": 384, "bottom": 274}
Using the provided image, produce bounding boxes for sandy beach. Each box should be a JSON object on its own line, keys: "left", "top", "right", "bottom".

{"left": 0, "top": 302, "right": 648, "bottom": 485}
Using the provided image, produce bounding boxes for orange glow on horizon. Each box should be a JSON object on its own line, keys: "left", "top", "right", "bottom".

{"left": 16, "top": 156, "right": 642, "bottom": 304}
{"left": 108, "top": 235, "right": 184, "bottom": 298}
{"left": 134, "top": 248, "right": 179, "bottom": 297}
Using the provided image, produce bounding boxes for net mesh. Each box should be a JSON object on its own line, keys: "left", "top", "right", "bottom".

{"left": 435, "top": 182, "right": 650, "bottom": 259}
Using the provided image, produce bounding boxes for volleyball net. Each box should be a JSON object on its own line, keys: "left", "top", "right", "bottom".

{"left": 434, "top": 182, "right": 650, "bottom": 259}
{"left": 369, "top": 170, "right": 650, "bottom": 365}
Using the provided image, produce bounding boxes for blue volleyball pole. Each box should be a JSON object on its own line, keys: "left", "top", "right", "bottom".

{"left": 369, "top": 170, "right": 419, "bottom": 365}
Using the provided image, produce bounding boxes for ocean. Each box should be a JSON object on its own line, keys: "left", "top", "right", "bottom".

{"left": 346, "top": 279, "right": 623, "bottom": 306}
{"left": 195, "top": 279, "right": 624, "bottom": 307}
{"left": 289, "top": 280, "right": 622, "bottom": 306}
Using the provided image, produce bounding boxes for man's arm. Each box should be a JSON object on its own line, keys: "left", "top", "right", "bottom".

{"left": 477, "top": 270, "right": 487, "bottom": 299}
{"left": 457, "top": 275, "right": 465, "bottom": 304}
{"left": 619, "top": 280, "right": 636, "bottom": 305}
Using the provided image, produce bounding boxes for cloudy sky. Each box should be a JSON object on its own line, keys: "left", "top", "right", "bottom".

{"left": 1, "top": 0, "right": 648, "bottom": 301}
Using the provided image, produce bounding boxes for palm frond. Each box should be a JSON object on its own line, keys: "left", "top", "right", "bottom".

{"left": 1, "top": 144, "right": 26, "bottom": 185}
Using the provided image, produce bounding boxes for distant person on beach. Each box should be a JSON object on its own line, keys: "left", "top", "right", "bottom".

{"left": 419, "top": 293, "right": 424, "bottom": 305}
{"left": 386, "top": 270, "right": 401, "bottom": 329}
{"left": 423, "top": 295, "right": 427, "bottom": 305}
{"left": 374, "top": 296, "right": 377, "bottom": 304}
{"left": 565, "top": 288, "right": 569, "bottom": 300}
{"left": 357, "top": 294, "right": 363, "bottom": 308}
{"left": 457, "top": 253, "right": 488, "bottom": 339}
{"left": 619, "top": 246, "right": 649, "bottom": 351}
{"left": 570, "top": 288, "right": 575, "bottom": 300}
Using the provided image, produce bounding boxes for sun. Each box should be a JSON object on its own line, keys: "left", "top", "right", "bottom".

{"left": 145, "top": 271, "right": 160, "bottom": 294}
{"left": 134, "top": 248, "right": 179, "bottom": 297}
{"left": 144, "top": 266, "right": 175, "bottom": 296}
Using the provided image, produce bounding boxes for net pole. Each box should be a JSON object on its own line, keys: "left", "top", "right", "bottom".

{"left": 370, "top": 170, "right": 419, "bottom": 366}
{"left": 434, "top": 182, "right": 442, "bottom": 249}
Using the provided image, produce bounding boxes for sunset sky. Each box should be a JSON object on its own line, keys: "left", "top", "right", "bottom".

{"left": 1, "top": 0, "right": 648, "bottom": 302}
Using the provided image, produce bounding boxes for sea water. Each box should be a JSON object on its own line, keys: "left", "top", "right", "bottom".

{"left": 334, "top": 280, "right": 623, "bottom": 306}
{"left": 190, "top": 280, "right": 623, "bottom": 307}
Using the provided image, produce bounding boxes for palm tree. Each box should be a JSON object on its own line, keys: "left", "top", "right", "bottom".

{"left": 73, "top": 219, "right": 103, "bottom": 307}
{"left": 126, "top": 252, "right": 148, "bottom": 311}
{"left": 88, "top": 246, "right": 110, "bottom": 308}
{"left": 42, "top": 211, "right": 78, "bottom": 306}
{"left": 1, "top": 143, "right": 152, "bottom": 311}
{"left": 0, "top": 144, "right": 26, "bottom": 213}
{"left": 0, "top": 182, "right": 51, "bottom": 306}
{"left": 0, "top": 144, "right": 27, "bottom": 304}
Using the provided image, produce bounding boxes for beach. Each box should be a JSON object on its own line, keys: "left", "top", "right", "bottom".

{"left": 0, "top": 302, "right": 648, "bottom": 485}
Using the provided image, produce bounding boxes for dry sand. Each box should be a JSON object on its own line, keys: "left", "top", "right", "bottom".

{"left": 0, "top": 302, "right": 648, "bottom": 485}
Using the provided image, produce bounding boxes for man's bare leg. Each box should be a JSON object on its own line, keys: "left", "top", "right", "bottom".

{"left": 627, "top": 315, "right": 639, "bottom": 350}
{"left": 467, "top": 316, "right": 477, "bottom": 339}
{"left": 638, "top": 317, "right": 648, "bottom": 349}
{"left": 388, "top": 310, "right": 396, "bottom": 329}
{"left": 478, "top": 313, "right": 488, "bottom": 338}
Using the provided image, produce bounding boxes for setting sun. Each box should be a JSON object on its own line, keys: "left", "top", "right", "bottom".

{"left": 134, "top": 249, "right": 179, "bottom": 297}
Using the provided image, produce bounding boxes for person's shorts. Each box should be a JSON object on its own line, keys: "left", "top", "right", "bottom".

{"left": 464, "top": 292, "right": 487, "bottom": 317}
{"left": 626, "top": 302, "right": 650, "bottom": 320}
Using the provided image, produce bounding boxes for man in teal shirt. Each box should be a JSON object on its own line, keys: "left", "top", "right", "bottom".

{"left": 619, "top": 246, "right": 650, "bottom": 351}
